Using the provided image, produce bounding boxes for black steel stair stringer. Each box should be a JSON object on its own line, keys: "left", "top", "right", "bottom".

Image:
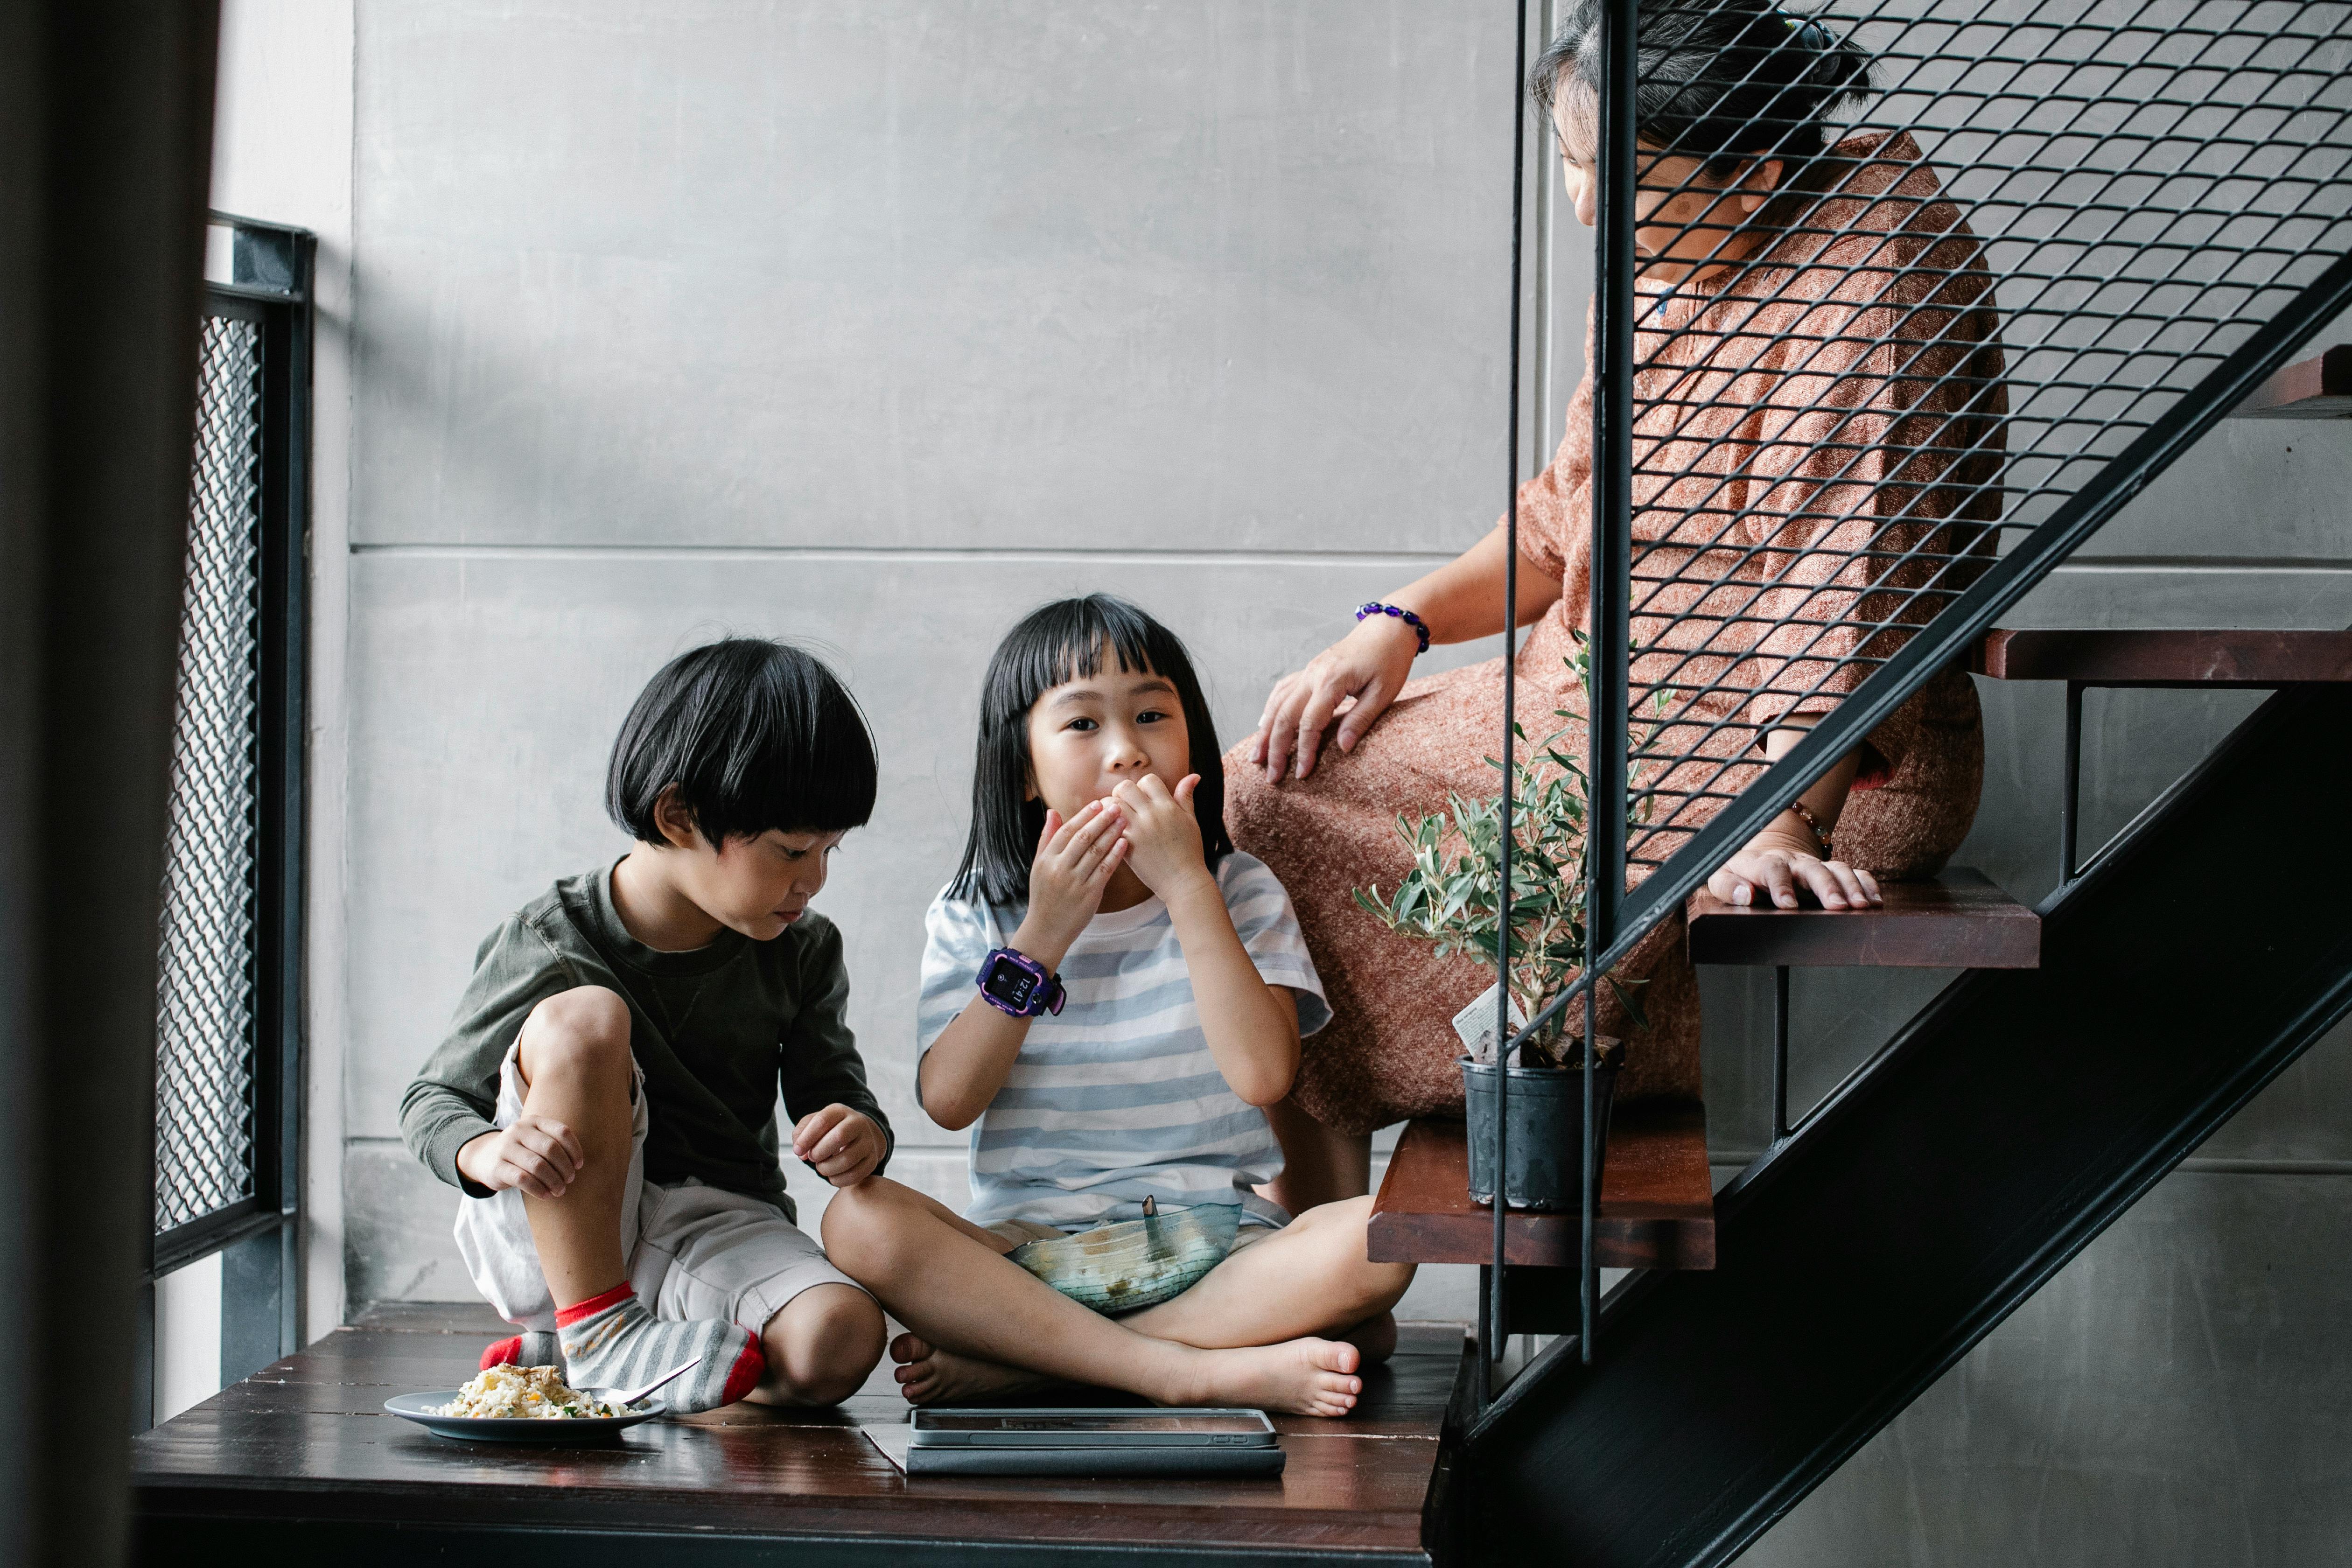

{"left": 1457, "top": 683, "right": 2352, "bottom": 1566}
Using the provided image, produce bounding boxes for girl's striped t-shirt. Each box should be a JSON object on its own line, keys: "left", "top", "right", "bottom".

{"left": 916, "top": 851, "right": 1330, "bottom": 1232}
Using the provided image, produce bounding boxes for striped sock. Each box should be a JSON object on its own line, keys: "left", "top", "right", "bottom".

{"left": 553, "top": 1283, "right": 764, "bottom": 1412}
{"left": 479, "top": 1330, "right": 561, "bottom": 1372}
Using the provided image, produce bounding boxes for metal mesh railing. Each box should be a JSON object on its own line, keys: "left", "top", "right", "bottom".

{"left": 153, "top": 313, "right": 268, "bottom": 1234}
{"left": 1479, "top": 0, "right": 2352, "bottom": 1381}
{"left": 1604, "top": 0, "right": 2352, "bottom": 886}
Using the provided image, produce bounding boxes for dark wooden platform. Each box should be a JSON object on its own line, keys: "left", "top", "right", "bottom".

{"left": 1686, "top": 867, "right": 2041, "bottom": 970}
{"left": 1367, "top": 1101, "right": 1715, "bottom": 1271}
{"left": 132, "top": 1302, "right": 1471, "bottom": 1566}
{"left": 1978, "top": 626, "right": 2352, "bottom": 686}
{"left": 2228, "top": 343, "right": 2352, "bottom": 418}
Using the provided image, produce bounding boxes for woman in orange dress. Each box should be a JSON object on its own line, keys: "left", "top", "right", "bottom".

{"left": 1228, "top": 0, "right": 2007, "bottom": 1209}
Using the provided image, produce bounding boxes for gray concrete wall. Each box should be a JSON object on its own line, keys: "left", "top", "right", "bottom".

{"left": 277, "top": 2, "right": 2351, "bottom": 1559}
{"left": 336, "top": 0, "right": 1535, "bottom": 1301}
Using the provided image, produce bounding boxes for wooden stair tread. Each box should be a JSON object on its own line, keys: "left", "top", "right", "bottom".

{"left": 1686, "top": 866, "right": 2039, "bottom": 969}
{"left": 1367, "top": 1101, "right": 1715, "bottom": 1270}
{"left": 1979, "top": 627, "right": 2352, "bottom": 686}
{"left": 2228, "top": 344, "right": 2352, "bottom": 418}
{"left": 133, "top": 1309, "right": 1466, "bottom": 1560}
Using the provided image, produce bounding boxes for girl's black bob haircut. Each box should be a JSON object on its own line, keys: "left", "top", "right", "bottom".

{"left": 606, "top": 637, "right": 877, "bottom": 848}
{"left": 952, "top": 595, "right": 1232, "bottom": 906}
{"left": 1532, "top": 0, "right": 1875, "bottom": 181}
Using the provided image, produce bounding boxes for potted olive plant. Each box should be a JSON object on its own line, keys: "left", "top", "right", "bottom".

{"left": 1355, "top": 637, "right": 1661, "bottom": 1211}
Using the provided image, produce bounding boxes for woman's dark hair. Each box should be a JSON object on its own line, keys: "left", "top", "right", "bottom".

{"left": 1532, "top": 1, "right": 1875, "bottom": 178}
{"left": 606, "top": 637, "right": 878, "bottom": 847}
{"left": 952, "top": 595, "right": 1232, "bottom": 906}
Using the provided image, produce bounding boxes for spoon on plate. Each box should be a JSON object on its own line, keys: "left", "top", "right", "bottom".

{"left": 597, "top": 1355, "right": 703, "bottom": 1410}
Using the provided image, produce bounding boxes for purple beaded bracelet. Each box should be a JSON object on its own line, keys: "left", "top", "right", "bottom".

{"left": 1356, "top": 601, "right": 1431, "bottom": 655}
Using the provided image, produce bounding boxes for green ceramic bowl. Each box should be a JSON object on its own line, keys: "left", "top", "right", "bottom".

{"left": 1008, "top": 1204, "right": 1242, "bottom": 1315}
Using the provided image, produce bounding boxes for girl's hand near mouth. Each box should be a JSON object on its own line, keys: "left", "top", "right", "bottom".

{"left": 1108, "top": 773, "right": 1211, "bottom": 902}
{"left": 1015, "top": 798, "right": 1128, "bottom": 966}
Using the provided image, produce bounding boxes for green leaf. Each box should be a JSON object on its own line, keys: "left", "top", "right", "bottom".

{"left": 1603, "top": 972, "right": 1651, "bottom": 1032}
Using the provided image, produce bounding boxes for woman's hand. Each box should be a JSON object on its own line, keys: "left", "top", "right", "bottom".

{"left": 1109, "top": 773, "right": 1211, "bottom": 900}
{"left": 1016, "top": 799, "right": 1128, "bottom": 965}
{"left": 1708, "top": 821, "right": 1882, "bottom": 911}
{"left": 792, "top": 1103, "right": 888, "bottom": 1187}
{"left": 1249, "top": 614, "right": 1421, "bottom": 784}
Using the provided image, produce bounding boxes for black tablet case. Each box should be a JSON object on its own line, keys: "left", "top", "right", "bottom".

{"left": 905, "top": 1443, "right": 1286, "bottom": 1477}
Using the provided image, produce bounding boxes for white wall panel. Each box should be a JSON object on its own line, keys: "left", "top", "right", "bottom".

{"left": 350, "top": 1, "right": 1523, "bottom": 553}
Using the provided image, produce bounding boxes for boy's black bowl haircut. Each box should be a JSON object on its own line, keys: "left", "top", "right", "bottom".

{"left": 953, "top": 595, "right": 1232, "bottom": 908}
{"left": 606, "top": 638, "right": 878, "bottom": 847}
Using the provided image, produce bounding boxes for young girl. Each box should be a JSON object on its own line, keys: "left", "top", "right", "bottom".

{"left": 822, "top": 595, "right": 1413, "bottom": 1415}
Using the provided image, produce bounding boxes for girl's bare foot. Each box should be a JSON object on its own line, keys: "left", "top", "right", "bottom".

{"left": 1176, "top": 1336, "right": 1363, "bottom": 1418}
{"left": 890, "top": 1331, "right": 1050, "bottom": 1405}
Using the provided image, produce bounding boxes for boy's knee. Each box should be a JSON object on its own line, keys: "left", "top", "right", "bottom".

{"left": 816, "top": 1177, "right": 904, "bottom": 1272}
{"left": 519, "top": 987, "right": 632, "bottom": 1078}
{"left": 762, "top": 1284, "right": 885, "bottom": 1406}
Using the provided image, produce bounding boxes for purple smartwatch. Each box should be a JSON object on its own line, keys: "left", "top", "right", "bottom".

{"left": 976, "top": 946, "right": 1066, "bottom": 1018}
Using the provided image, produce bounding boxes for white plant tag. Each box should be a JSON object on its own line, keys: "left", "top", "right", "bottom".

{"left": 1452, "top": 981, "right": 1529, "bottom": 1065}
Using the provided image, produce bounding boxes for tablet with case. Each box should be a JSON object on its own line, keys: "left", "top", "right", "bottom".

{"left": 904, "top": 1407, "right": 1284, "bottom": 1477}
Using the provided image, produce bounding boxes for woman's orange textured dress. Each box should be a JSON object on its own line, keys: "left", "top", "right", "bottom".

{"left": 1225, "top": 134, "right": 2008, "bottom": 1135}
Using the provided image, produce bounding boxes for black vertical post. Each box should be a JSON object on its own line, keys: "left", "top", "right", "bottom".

{"left": 220, "top": 1230, "right": 287, "bottom": 1388}
{"left": 131, "top": 1282, "right": 156, "bottom": 1435}
{"left": 1582, "top": 0, "right": 1637, "bottom": 1366}
{"left": 1771, "top": 966, "right": 1791, "bottom": 1142}
{"left": 1487, "top": 0, "right": 1533, "bottom": 1398}
{"left": 2061, "top": 681, "right": 2083, "bottom": 885}
{"left": 244, "top": 223, "right": 313, "bottom": 1362}
{"left": 276, "top": 242, "right": 311, "bottom": 1362}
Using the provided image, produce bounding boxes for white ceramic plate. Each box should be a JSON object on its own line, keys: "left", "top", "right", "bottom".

{"left": 384, "top": 1390, "right": 665, "bottom": 1443}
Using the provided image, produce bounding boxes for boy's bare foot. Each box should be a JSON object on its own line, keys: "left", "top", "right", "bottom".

{"left": 1176, "top": 1337, "right": 1363, "bottom": 1418}
{"left": 1340, "top": 1310, "right": 1399, "bottom": 1365}
{"left": 890, "top": 1331, "right": 1050, "bottom": 1405}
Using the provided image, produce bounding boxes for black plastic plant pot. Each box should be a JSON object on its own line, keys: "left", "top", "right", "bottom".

{"left": 1461, "top": 1042, "right": 1623, "bottom": 1211}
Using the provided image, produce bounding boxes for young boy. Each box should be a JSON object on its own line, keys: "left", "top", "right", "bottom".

{"left": 400, "top": 638, "right": 892, "bottom": 1412}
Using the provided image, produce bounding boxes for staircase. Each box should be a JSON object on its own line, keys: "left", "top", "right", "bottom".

{"left": 1441, "top": 669, "right": 2352, "bottom": 1564}
{"left": 1371, "top": 615, "right": 2352, "bottom": 1563}
{"left": 1376, "top": 0, "right": 2352, "bottom": 1545}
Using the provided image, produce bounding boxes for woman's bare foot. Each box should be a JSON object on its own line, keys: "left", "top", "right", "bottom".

{"left": 890, "top": 1331, "right": 1049, "bottom": 1406}
{"left": 1176, "top": 1336, "right": 1364, "bottom": 1418}
{"left": 1340, "top": 1310, "right": 1399, "bottom": 1365}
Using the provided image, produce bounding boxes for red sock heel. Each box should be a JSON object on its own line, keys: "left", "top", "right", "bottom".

{"left": 720, "top": 1337, "right": 768, "bottom": 1406}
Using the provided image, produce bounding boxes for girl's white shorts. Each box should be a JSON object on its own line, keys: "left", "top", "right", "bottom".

{"left": 451, "top": 1040, "right": 866, "bottom": 1334}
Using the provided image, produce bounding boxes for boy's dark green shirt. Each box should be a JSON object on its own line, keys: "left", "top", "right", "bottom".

{"left": 399, "top": 863, "right": 890, "bottom": 1219}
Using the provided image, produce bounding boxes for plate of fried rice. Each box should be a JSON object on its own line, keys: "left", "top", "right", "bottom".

{"left": 385, "top": 1364, "right": 665, "bottom": 1443}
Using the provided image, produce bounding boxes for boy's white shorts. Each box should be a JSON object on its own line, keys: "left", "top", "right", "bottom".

{"left": 452, "top": 1040, "right": 865, "bottom": 1334}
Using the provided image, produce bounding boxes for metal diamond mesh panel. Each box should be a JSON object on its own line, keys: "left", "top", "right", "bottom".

{"left": 1572, "top": 0, "right": 2352, "bottom": 887}
{"left": 153, "top": 314, "right": 266, "bottom": 1234}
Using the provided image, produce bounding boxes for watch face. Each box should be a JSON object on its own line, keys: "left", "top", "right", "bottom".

{"left": 982, "top": 959, "right": 1039, "bottom": 1010}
